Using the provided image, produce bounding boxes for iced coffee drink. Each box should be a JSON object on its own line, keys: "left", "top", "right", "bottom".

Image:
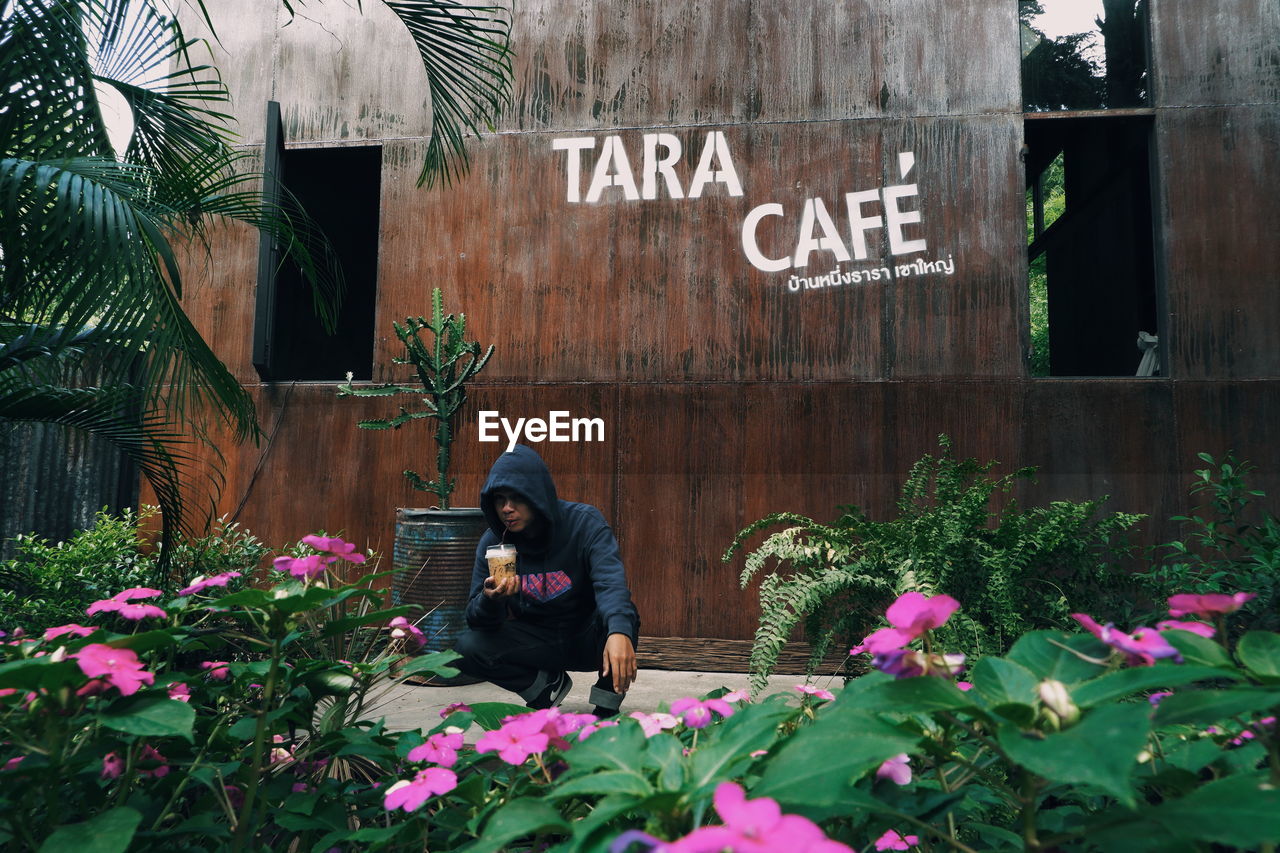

{"left": 485, "top": 544, "right": 517, "bottom": 581}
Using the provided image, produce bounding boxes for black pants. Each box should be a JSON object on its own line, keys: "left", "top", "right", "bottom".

{"left": 453, "top": 618, "right": 623, "bottom": 710}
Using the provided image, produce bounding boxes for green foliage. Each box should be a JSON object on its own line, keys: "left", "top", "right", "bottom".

{"left": 337, "top": 288, "right": 494, "bottom": 509}
{"left": 1141, "top": 452, "right": 1280, "bottom": 635}
{"left": 0, "top": 508, "right": 274, "bottom": 635}
{"left": 726, "top": 436, "right": 1144, "bottom": 692}
{"left": 0, "top": 532, "right": 456, "bottom": 851}
{"left": 0, "top": 508, "right": 157, "bottom": 632}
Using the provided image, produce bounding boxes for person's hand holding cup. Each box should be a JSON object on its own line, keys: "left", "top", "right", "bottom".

{"left": 483, "top": 544, "right": 519, "bottom": 599}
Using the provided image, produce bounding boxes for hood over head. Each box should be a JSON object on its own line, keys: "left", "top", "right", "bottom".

{"left": 480, "top": 445, "right": 562, "bottom": 547}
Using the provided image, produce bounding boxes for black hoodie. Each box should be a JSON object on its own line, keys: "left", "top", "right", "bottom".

{"left": 465, "top": 445, "right": 639, "bottom": 644}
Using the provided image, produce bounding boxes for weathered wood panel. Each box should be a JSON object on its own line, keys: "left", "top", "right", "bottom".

{"left": 508, "top": 0, "right": 1020, "bottom": 130}
{"left": 1151, "top": 0, "right": 1280, "bottom": 107}
{"left": 1155, "top": 107, "right": 1280, "bottom": 379}
{"left": 1017, "top": 380, "right": 1181, "bottom": 542}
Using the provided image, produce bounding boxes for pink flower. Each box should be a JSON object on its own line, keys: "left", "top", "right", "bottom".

{"left": 874, "top": 829, "right": 920, "bottom": 850}
{"left": 137, "top": 744, "right": 169, "bottom": 778}
{"left": 1071, "top": 614, "right": 1183, "bottom": 666}
{"left": 178, "top": 571, "right": 242, "bottom": 596}
{"left": 383, "top": 767, "right": 457, "bottom": 812}
{"left": 291, "top": 782, "right": 309, "bottom": 793}
{"left": 440, "top": 702, "right": 471, "bottom": 718}
{"left": 389, "top": 616, "right": 426, "bottom": 650}
{"left": 852, "top": 592, "right": 961, "bottom": 658}
{"left": 301, "top": 535, "right": 367, "bottom": 563}
{"left": 101, "top": 752, "right": 124, "bottom": 779}
{"left": 1148, "top": 691, "right": 1173, "bottom": 706}
{"left": 885, "top": 592, "right": 960, "bottom": 635}
{"left": 273, "top": 554, "right": 329, "bottom": 580}
{"left": 202, "top": 661, "right": 230, "bottom": 681}
{"left": 3, "top": 756, "right": 24, "bottom": 772}
{"left": 270, "top": 735, "right": 293, "bottom": 764}
{"left": 670, "top": 697, "right": 735, "bottom": 729}
{"left": 1167, "top": 592, "right": 1255, "bottom": 618}
{"left": 722, "top": 689, "right": 752, "bottom": 703}
{"left": 73, "top": 644, "right": 154, "bottom": 695}
{"left": 167, "top": 682, "right": 191, "bottom": 702}
{"left": 1156, "top": 619, "right": 1216, "bottom": 639}
{"left": 669, "top": 782, "right": 854, "bottom": 853}
{"left": 956, "top": 681, "right": 973, "bottom": 691}
{"left": 407, "top": 731, "right": 464, "bottom": 767}
{"left": 86, "top": 588, "right": 166, "bottom": 621}
{"left": 476, "top": 715, "right": 551, "bottom": 765}
{"left": 629, "top": 711, "right": 680, "bottom": 737}
{"left": 851, "top": 626, "right": 918, "bottom": 656}
{"left": 876, "top": 753, "right": 912, "bottom": 785}
{"left": 43, "top": 623, "right": 95, "bottom": 641}
{"left": 794, "top": 684, "right": 836, "bottom": 702}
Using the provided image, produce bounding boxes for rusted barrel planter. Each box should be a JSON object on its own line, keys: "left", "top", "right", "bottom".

{"left": 392, "top": 507, "right": 487, "bottom": 685}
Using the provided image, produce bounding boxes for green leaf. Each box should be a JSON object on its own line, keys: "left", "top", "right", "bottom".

{"left": 470, "top": 798, "right": 569, "bottom": 853}
{"left": 1153, "top": 687, "right": 1280, "bottom": 727}
{"left": 546, "top": 770, "right": 654, "bottom": 800}
{"left": 38, "top": 807, "right": 141, "bottom": 853}
{"left": 467, "top": 702, "right": 529, "bottom": 731}
{"left": 1142, "top": 772, "right": 1280, "bottom": 847}
{"left": 99, "top": 696, "right": 195, "bottom": 741}
{"left": 398, "top": 650, "right": 462, "bottom": 679}
{"left": 844, "top": 675, "right": 975, "bottom": 713}
{"left": 687, "top": 703, "right": 792, "bottom": 797}
{"left": 753, "top": 708, "right": 919, "bottom": 815}
{"left": 1006, "top": 631, "right": 1106, "bottom": 684}
{"left": 562, "top": 722, "right": 648, "bottom": 776}
{"left": 997, "top": 702, "right": 1150, "bottom": 806}
{"left": 1072, "top": 664, "right": 1240, "bottom": 708}
{"left": 319, "top": 605, "right": 414, "bottom": 638}
{"left": 0, "top": 656, "right": 79, "bottom": 691}
{"left": 107, "top": 629, "right": 176, "bottom": 655}
{"left": 972, "top": 657, "right": 1039, "bottom": 707}
{"left": 1162, "top": 630, "right": 1234, "bottom": 669}
{"left": 1237, "top": 631, "right": 1280, "bottom": 682}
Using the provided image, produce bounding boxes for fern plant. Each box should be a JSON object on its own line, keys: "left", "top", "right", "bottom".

{"left": 725, "top": 436, "right": 1144, "bottom": 692}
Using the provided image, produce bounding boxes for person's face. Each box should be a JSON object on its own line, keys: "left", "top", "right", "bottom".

{"left": 492, "top": 488, "right": 539, "bottom": 534}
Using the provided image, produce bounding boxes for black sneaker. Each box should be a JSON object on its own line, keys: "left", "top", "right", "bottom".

{"left": 526, "top": 671, "right": 573, "bottom": 709}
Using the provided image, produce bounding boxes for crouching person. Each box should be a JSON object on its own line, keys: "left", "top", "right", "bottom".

{"left": 452, "top": 445, "right": 640, "bottom": 716}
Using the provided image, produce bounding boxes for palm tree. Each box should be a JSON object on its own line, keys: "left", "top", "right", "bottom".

{"left": 0, "top": 0, "right": 512, "bottom": 567}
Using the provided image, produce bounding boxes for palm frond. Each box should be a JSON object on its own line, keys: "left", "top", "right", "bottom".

{"left": 382, "top": 0, "right": 513, "bottom": 187}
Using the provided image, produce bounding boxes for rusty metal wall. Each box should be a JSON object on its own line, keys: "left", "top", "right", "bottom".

{"left": 160, "top": 0, "right": 1280, "bottom": 643}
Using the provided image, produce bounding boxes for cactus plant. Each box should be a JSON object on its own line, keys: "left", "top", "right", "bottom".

{"left": 337, "top": 288, "right": 493, "bottom": 509}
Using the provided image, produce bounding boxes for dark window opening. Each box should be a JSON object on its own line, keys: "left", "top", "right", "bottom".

{"left": 1019, "top": 0, "right": 1149, "bottom": 111}
{"left": 254, "top": 102, "right": 382, "bottom": 381}
{"left": 1024, "top": 116, "right": 1158, "bottom": 376}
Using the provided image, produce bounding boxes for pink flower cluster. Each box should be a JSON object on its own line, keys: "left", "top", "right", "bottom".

{"left": 1071, "top": 591, "right": 1250, "bottom": 667}
{"left": 407, "top": 730, "right": 464, "bottom": 767}
{"left": 85, "top": 588, "right": 166, "bottom": 621}
{"left": 851, "top": 592, "right": 965, "bottom": 679}
{"left": 612, "top": 782, "right": 854, "bottom": 853}
{"left": 476, "top": 708, "right": 600, "bottom": 765}
{"left": 273, "top": 535, "right": 366, "bottom": 580}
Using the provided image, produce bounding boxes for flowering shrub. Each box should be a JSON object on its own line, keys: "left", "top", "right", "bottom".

{"left": 5, "top": 527, "right": 1280, "bottom": 851}
{"left": 0, "top": 533, "right": 453, "bottom": 851}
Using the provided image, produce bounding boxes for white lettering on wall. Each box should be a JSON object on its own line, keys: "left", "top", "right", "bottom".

{"left": 553, "top": 132, "right": 744, "bottom": 204}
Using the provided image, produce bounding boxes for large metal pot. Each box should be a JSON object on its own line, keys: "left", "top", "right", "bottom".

{"left": 392, "top": 507, "right": 488, "bottom": 685}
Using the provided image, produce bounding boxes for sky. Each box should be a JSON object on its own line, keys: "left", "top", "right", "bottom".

{"left": 1030, "top": 0, "right": 1105, "bottom": 39}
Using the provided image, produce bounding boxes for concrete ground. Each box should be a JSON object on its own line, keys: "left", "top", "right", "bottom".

{"left": 365, "top": 669, "right": 816, "bottom": 733}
